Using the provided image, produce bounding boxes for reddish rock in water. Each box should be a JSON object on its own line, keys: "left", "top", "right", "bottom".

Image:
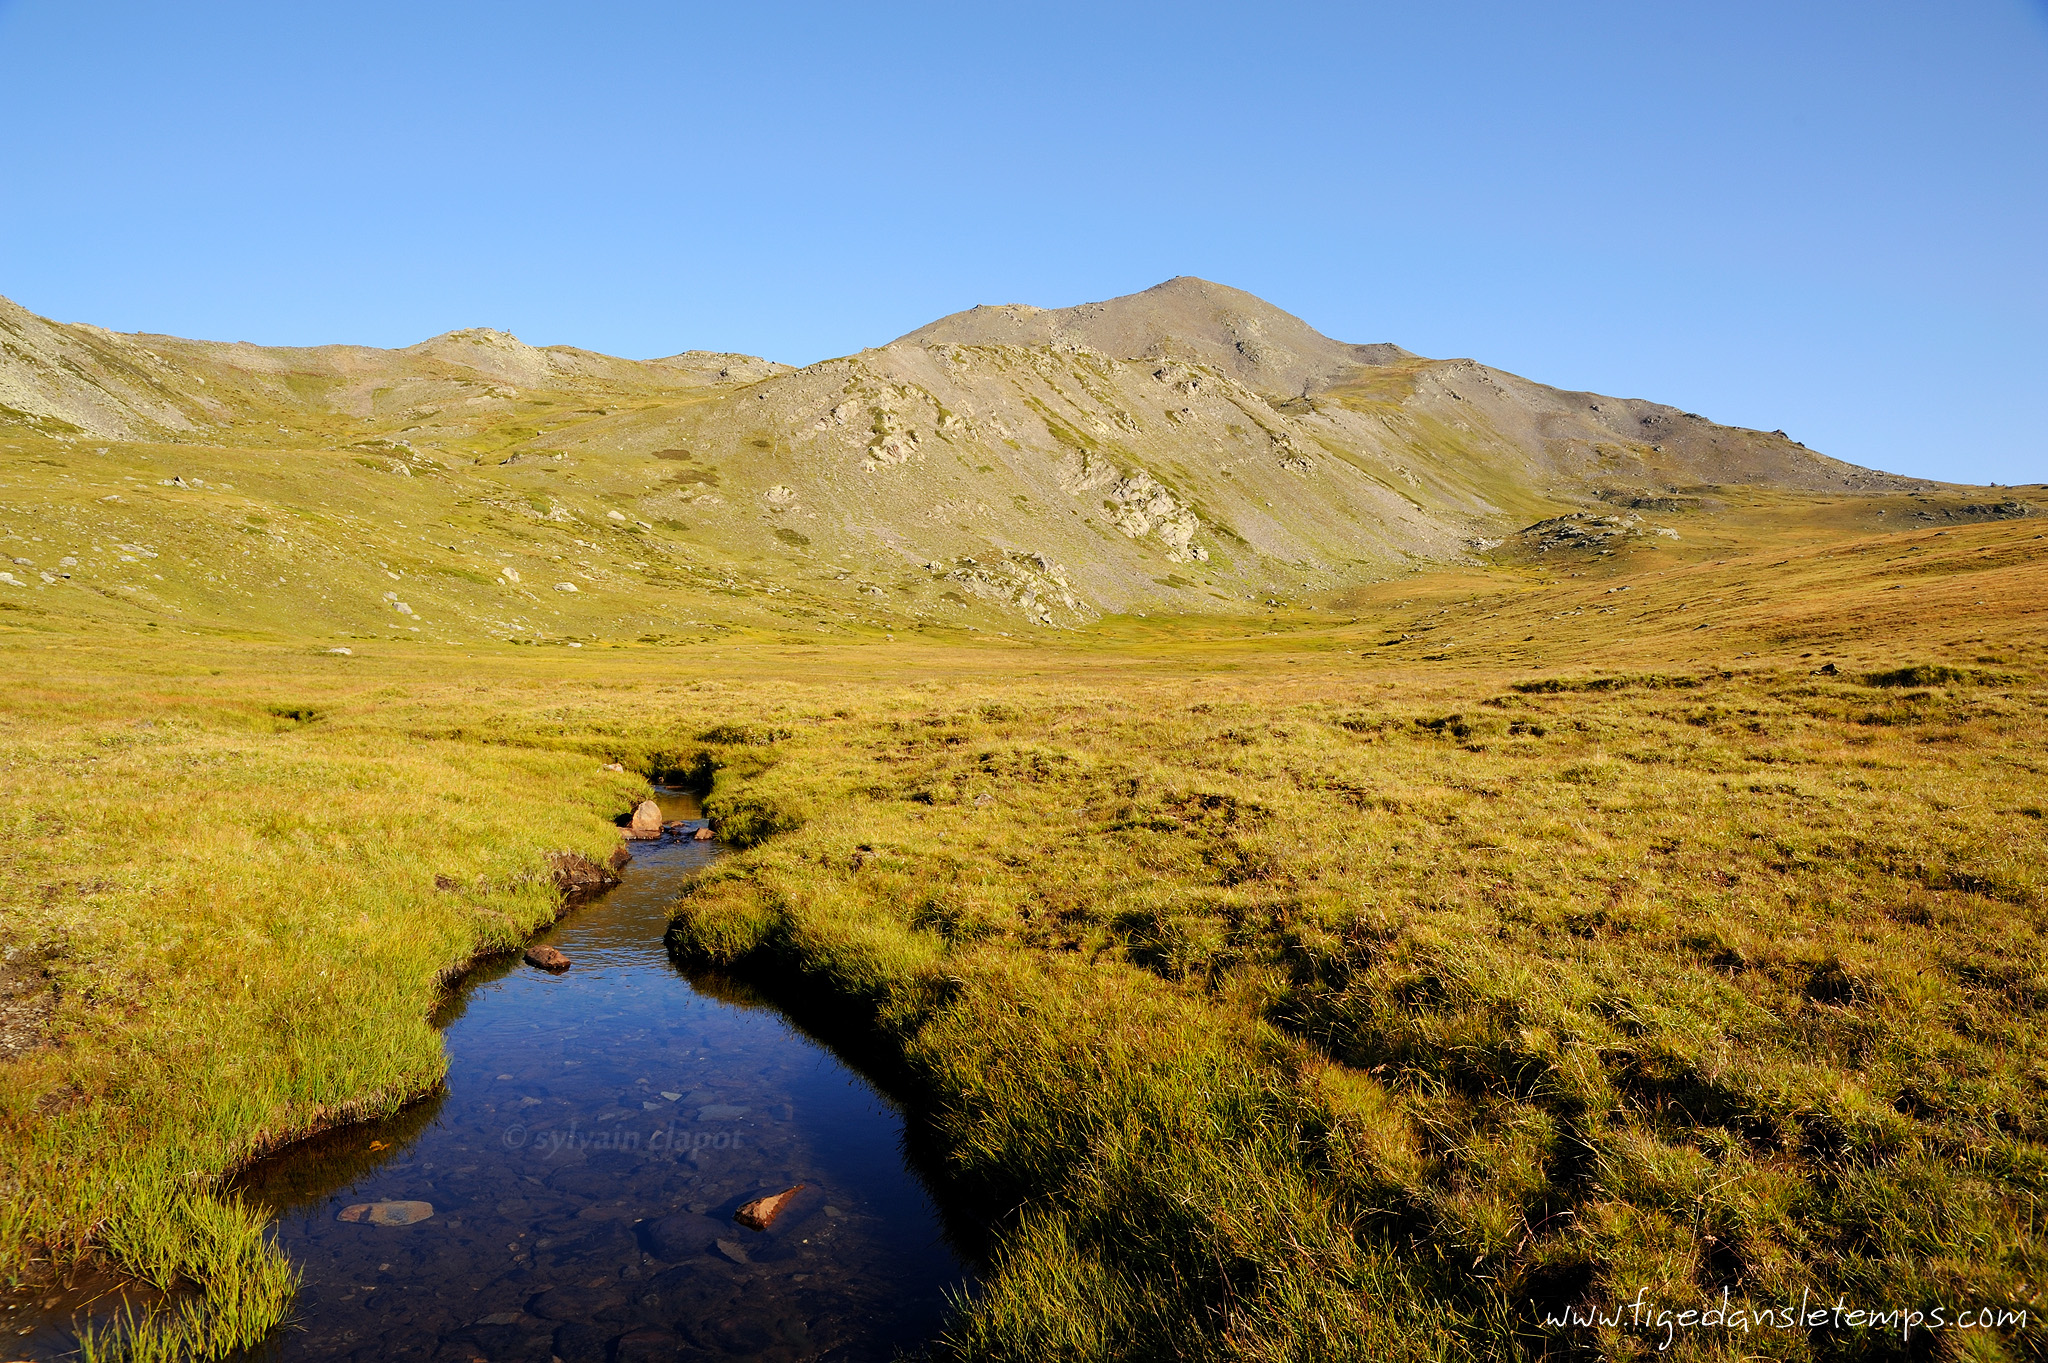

{"left": 629, "top": 800, "right": 664, "bottom": 836}
{"left": 525, "top": 944, "right": 571, "bottom": 972}
{"left": 692, "top": 827, "right": 715, "bottom": 842}
{"left": 734, "top": 1184, "right": 805, "bottom": 1230}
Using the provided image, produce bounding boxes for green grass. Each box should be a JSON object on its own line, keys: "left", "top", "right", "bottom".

{"left": 0, "top": 651, "right": 656, "bottom": 1353}
{"left": 3, "top": 400, "right": 2046, "bottom": 1358}
{"left": 661, "top": 627, "right": 2048, "bottom": 1359}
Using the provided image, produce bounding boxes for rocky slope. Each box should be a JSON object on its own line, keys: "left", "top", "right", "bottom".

{"left": 0, "top": 280, "right": 1953, "bottom": 632}
{"left": 563, "top": 278, "right": 1927, "bottom": 616}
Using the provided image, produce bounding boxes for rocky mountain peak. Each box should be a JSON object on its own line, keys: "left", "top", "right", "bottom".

{"left": 896, "top": 276, "right": 1412, "bottom": 396}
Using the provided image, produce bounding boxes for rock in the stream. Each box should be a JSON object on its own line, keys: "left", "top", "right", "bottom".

{"left": 734, "top": 1184, "right": 805, "bottom": 1230}
{"left": 612, "top": 1326, "right": 688, "bottom": 1362}
{"left": 629, "top": 800, "right": 663, "bottom": 836}
{"left": 713, "top": 1237, "right": 751, "bottom": 1264}
{"left": 337, "top": 1200, "right": 435, "bottom": 1226}
{"left": 525, "top": 945, "right": 571, "bottom": 972}
{"left": 692, "top": 826, "right": 715, "bottom": 842}
{"left": 551, "top": 1322, "right": 611, "bottom": 1363}
{"left": 546, "top": 850, "right": 621, "bottom": 900}
{"left": 640, "top": 1211, "right": 722, "bottom": 1261}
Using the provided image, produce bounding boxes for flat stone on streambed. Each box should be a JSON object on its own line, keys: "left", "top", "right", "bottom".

{"left": 337, "top": 1200, "right": 435, "bottom": 1226}
{"left": 524, "top": 944, "right": 571, "bottom": 971}
{"left": 640, "top": 1211, "right": 726, "bottom": 1261}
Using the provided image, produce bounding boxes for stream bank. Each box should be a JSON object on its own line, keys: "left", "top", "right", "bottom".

{"left": 212, "top": 787, "right": 973, "bottom": 1362}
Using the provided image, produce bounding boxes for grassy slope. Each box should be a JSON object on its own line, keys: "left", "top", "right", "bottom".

{"left": 3, "top": 398, "right": 2046, "bottom": 1359}
{"left": 666, "top": 518, "right": 2048, "bottom": 1361}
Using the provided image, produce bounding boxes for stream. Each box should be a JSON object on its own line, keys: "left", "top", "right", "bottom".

{"left": 210, "top": 787, "right": 971, "bottom": 1361}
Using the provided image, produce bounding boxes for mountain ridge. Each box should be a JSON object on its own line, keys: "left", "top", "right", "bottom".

{"left": 1, "top": 279, "right": 1983, "bottom": 643}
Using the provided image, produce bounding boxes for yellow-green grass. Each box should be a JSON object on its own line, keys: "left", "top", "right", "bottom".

{"left": 0, "top": 651, "right": 658, "bottom": 1350}
{"left": 665, "top": 521, "right": 2048, "bottom": 1359}
{"left": 1, "top": 513, "right": 2044, "bottom": 1359}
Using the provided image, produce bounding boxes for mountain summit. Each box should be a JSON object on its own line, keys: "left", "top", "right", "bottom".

{"left": 898, "top": 276, "right": 1412, "bottom": 397}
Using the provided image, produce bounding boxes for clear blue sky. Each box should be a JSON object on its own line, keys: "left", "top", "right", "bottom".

{"left": 2, "top": 1, "right": 2043, "bottom": 485}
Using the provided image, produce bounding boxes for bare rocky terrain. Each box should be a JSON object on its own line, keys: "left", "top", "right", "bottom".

{"left": 0, "top": 278, "right": 1973, "bottom": 631}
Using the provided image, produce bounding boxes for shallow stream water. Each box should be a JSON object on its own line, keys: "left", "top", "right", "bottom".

{"left": 14, "top": 788, "right": 971, "bottom": 1362}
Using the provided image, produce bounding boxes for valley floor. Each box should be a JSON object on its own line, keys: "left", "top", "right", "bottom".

{"left": 2, "top": 515, "right": 2045, "bottom": 1360}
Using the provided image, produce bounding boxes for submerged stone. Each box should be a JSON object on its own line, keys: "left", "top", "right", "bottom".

{"left": 337, "top": 1200, "right": 435, "bottom": 1226}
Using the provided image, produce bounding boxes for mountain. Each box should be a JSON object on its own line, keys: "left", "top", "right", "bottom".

{"left": 0, "top": 280, "right": 1987, "bottom": 644}
{"left": 898, "top": 276, "right": 1415, "bottom": 396}
{"left": 0, "top": 296, "right": 792, "bottom": 440}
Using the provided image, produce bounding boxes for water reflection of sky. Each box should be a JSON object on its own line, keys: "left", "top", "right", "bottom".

{"left": 223, "top": 789, "right": 973, "bottom": 1363}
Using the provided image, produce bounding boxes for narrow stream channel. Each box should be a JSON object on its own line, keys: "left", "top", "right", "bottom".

{"left": 218, "top": 787, "right": 971, "bottom": 1361}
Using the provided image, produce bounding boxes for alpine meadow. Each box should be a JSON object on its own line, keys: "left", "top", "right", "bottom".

{"left": 2, "top": 277, "right": 2045, "bottom": 1362}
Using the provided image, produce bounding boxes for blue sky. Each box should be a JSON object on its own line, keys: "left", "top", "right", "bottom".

{"left": 2, "top": 1, "right": 2042, "bottom": 484}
